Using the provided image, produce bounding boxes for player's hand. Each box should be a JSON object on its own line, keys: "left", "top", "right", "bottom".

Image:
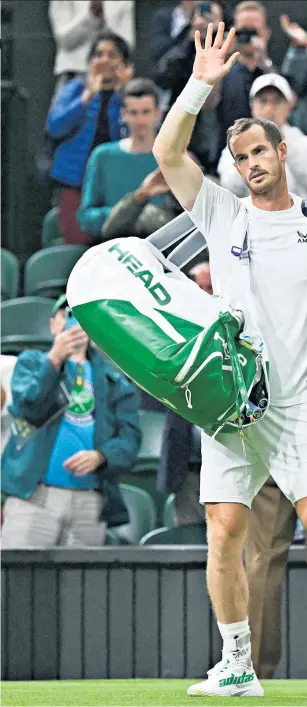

{"left": 48, "top": 327, "right": 89, "bottom": 369}
{"left": 63, "top": 450, "right": 105, "bottom": 475}
{"left": 135, "top": 169, "right": 170, "bottom": 203}
{"left": 280, "top": 15, "right": 307, "bottom": 47}
{"left": 193, "top": 22, "right": 240, "bottom": 85}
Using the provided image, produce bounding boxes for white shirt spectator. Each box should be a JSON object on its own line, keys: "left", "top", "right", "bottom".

{"left": 49, "top": 1, "right": 135, "bottom": 77}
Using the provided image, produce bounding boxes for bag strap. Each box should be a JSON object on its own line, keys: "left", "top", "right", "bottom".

{"left": 147, "top": 211, "right": 207, "bottom": 269}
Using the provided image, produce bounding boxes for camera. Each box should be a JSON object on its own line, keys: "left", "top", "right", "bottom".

{"left": 235, "top": 28, "right": 259, "bottom": 44}
{"left": 198, "top": 2, "right": 212, "bottom": 17}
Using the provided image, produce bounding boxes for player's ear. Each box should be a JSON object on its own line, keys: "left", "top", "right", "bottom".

{"left": 233, "top": 160, "right": 240, "bottom": 174}
{"left": 278, "top": 140, "right": 287, "bottom": 162}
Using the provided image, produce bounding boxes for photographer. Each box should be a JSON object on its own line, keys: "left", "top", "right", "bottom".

{"left": 151, "top": 1, "right": 223, "bottom": 170}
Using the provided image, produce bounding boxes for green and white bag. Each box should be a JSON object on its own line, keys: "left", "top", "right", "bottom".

{"left": 66, "top": 214, "right": 269, "bottom": 433}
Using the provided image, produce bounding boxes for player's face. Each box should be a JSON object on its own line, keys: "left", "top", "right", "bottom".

{"left": 231, "top": 125, "right": 287, "bottom": 195}
{"left": 122, "top": 96, "right": 160, "bottom": 139}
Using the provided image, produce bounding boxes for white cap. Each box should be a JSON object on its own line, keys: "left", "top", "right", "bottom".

{"left": 249, "top": 73, "right": 293, "bottom": 103}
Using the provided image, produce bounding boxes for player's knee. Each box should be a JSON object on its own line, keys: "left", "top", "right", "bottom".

{"left": 206, "top": 502, "right": 248, "bottom": 551}
{"left": 295, "top": 497, "right": 307, "bottom": 530}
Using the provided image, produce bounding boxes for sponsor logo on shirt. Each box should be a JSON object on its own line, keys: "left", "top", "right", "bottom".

{"left": 297, "top": 231, "right": 307, "bottom": 243}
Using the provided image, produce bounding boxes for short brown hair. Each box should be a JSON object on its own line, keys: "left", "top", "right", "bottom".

{"left": 234, "top": 1, "right": 267, "bottom": 19}
{"left": 227, "top": 118, "right": 283, "bottom": 158}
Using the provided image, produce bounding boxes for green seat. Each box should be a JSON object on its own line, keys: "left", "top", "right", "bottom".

{"left": 24, "top": 245, "right": 88, "bottom": 298}
{"left": 41, "top": 207, "right": 63, "bottom": 247}
{"left": 1, "top": 249, "right": 19, "bottom": 300}
{"left": 140, "top": 523, "right": 207, "bottom": 545}
{"left": 163, "top": 493, "right": 176, "bottom": 528}
{"left": 111, "top": 484, "right": 157, "bottom": 545}
{"left": 1, "top": 297, "right": 54, "bottom": 354}
{"left": 121, "top": 410, "right": 167, "bottom": 524}
{"left": 134, "top": 410, "right": 167, "bottom": 472}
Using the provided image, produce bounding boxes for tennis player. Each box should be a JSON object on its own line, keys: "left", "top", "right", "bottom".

{"left": 153, "top": 22, "right": 307, "bottom": 697}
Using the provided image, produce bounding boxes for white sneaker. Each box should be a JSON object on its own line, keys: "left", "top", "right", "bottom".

{"left": 187, "top": 657, "right": 264, "bottom": 697}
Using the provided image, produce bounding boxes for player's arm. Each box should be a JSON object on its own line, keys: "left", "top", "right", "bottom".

{"left": 153, "top": 23, "right": 240, "bottom": 212}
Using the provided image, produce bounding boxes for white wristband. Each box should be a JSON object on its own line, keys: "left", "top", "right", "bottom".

{"left": 176, "top": 75, "right": 213, "bottom": 115}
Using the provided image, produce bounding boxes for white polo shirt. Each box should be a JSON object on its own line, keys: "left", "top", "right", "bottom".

{"left": 189, "top": 177, "right": 307, "bottom": 406}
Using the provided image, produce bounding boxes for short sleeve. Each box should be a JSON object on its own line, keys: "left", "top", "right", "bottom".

{"left": 187, "top": 176, "right": 242, "bottom": 249}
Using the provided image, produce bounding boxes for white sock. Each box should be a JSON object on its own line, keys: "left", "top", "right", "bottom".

{"left": 217, "top": 618, "right": 252, "bottom": 663}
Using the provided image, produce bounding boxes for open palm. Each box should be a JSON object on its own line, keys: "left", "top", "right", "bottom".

{"left": 193, "top": 23, "right": 240, "bottom": 85}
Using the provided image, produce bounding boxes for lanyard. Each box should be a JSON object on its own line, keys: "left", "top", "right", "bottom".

{"left": 75, "top": 363, "right": 85, "bottom": 389}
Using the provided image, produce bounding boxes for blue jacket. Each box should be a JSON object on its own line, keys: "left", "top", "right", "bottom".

{"left": 1, "top": 347, "right": 141, "bottom": 527}
{"left": 47, "top": 79, "right": 125, "bottom": 188}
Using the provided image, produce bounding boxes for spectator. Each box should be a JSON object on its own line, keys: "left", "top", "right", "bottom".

{"left": 0, "top": 355, "right": 17, "bottom": 453}
{"left": 218, "top": 73, "right": 307, "bottom": 198}
{"left": 49, "top": 1, "right": 135, "bottom": 93}
{"left": 47, "top": 30, "right": 132, "bottom": 245}
{"left": 151, "top": 1, "right": 223, "bottom": 170}
{"left": 280, "top": 14, "right": 307, "bottom": 135}
{"left": 157, "top": 262, "right": 212, "bottom": 526}
{"left": 78, "top": 78, "right": 172, "bottom": 239}
{"left": 1, "top": 295, "right": 141, "bottom": 548}
{"left": 212, "top": 0, "right": 274, "bottom": 169}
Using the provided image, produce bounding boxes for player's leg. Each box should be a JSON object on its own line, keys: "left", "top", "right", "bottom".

{"left": 206, "top": 501, "right": 249, "bottom": 623}
{"left": 188, "top": 430, "right": 268, "bottom": 697}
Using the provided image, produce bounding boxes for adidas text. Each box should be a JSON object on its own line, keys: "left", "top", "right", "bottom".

{"left": 219, "top": 671, "right": 255, "bottom": 687}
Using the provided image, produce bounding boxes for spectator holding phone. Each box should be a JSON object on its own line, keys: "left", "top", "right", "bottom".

{"left": 47, "top": 29, "right": 133, "bottom": 245}
{"left": 1, "top": 294, "right": 141, "bottom": 548}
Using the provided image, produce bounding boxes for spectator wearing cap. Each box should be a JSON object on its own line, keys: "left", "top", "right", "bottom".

{"left": 1, "top": 295, "right": 141, "bottom": 548}
{"left": 47, "top": 29, "right": 133, "bottom": 245}
{"left": 218, "top": 73, "right": 307, "bottom": 198}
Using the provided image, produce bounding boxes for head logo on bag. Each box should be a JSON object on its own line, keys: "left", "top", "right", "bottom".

{"left": 108, "top": 243, "right": 171, "bottom": 306}
{"left": 67, "top": 236, "right": 269, "bottom": 434}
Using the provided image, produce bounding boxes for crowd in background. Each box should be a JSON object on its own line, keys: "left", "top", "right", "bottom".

{"left": 1, "top": 0, "right": 307, "bottom": 680}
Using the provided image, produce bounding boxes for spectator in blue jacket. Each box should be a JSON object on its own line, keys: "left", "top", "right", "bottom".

{"left": 1, "top": 294, "right": 141, "bottom": 548}
{"left": 47, "top": 29, "right": 133, "bottom": 245}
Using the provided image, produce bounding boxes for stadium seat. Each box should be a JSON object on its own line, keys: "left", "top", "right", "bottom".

{"left": 121, "top": 410, "right": 167, "bottom": 523}
{"left": 24, "top": 245, "right": 87, "bottom": 298}
{"left": 163, "top": 494, "right": 176, "bottom": 528}
{"left": 111, "top": 484, "right": 157, "bottom": 545}
{"left": 140, "top": 523, "right": 207, "bottom": 545}
{"left": 1, "top": 249, "right": 19, "bottom": 300}
{"left": 41, "top": 207, "right": 63, "bottom": 247}
{"left": 134, "top": 410, "right": 167, "bottom": 472}
{"left": 1, "top": 296, "right": 54, "bottom": 354}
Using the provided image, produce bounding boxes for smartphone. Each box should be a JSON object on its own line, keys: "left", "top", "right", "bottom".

{"left": 65, "top": 308, "right": 81, "bottom": 331}
{"left": 235, "top": 28, "right": 259, "bottom": 44}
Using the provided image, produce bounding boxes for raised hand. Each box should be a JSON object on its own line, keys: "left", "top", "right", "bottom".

{"left": 280, "top": 15, "right": 307, "bottom": 47}
{"left": 193, "top": 22, "right": 240, "bottom": 85}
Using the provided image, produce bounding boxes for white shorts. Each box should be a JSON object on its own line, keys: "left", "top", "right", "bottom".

{"left": 200, "top": 402, "right": 307, "bottom": 507}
